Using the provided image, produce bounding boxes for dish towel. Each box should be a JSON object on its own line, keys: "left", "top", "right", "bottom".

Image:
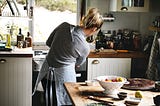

{"left": 146, "top": 31, "right": 160, "bottom": 80}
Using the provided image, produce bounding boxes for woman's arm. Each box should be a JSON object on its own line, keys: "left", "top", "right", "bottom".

{"left": 75, "top": 56, "right": 86, "bottom": 67}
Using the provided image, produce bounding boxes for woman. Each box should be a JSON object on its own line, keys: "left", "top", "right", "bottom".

{"left": 33, "top": 8, "right": 103, "bottom": 106}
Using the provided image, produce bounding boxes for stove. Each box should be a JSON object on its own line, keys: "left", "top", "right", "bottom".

{"left": 32, "top": 50, "right": 49, "bottom": 91}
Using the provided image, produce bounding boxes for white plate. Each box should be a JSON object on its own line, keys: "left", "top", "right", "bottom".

{"left": 125, "top": 97, "right": 141, "bottom": 105}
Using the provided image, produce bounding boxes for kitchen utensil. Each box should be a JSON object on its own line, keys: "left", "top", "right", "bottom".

{"left": 88, "top": 96, "right": 114, "bottom": 105}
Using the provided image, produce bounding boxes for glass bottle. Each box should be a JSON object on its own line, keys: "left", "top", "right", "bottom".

{"left": 17, "top": 28, "right": 24, "bottom": 47}
{"left": 25, "top": 32, "right": 32, "bottom": 47}
{"left": 5, "top": 28, "right": 11, "bottom": 48}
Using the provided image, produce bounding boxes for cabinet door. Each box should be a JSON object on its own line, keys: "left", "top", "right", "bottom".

{"left": 109, "top": 0, "right": 149, "bottom": 12}
{"left": 87, "top": 58, "right": 131, "bottom": 80}
{"left": 0, "top": 57, "right": 32, "bottom": 106}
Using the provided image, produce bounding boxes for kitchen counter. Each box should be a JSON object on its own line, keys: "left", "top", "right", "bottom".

{"left": 0, "top": 47, "right": 33, "bottom": 106}
{"left": 64, "top": 82, "right": 159, "bottom": 106}
{"left": 88, "top": 49, "right": 149, "bottom": 78}
{"left": 88, "top": 49, "right": 148, "bottom": 58}
{"left": 0, "top": 47, "right": 33, "bottom": 57}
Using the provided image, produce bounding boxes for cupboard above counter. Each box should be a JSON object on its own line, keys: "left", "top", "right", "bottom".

{"left": 109, "top": 0, "right": 149, "bottom": 12}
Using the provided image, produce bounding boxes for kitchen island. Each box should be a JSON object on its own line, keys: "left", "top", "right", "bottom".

{"left": 64, "top": 82, "right": 158, "bottom": 106}
{"left": 0, "top": 47, "right": 33, "bottom": 106}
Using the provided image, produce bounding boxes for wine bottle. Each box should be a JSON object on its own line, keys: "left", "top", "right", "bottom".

{"left": 17, "top": 28, "right": 24, "bottom": 47}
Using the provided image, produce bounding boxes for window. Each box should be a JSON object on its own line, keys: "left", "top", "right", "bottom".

{"left": 0, "top": 0, "right": 29, "bottom": 44}
{"left": 33, "top": 0, "right": 77, "bottom": 45}
{"left": 0, "top": 0, "right": 77, "bottom": 46}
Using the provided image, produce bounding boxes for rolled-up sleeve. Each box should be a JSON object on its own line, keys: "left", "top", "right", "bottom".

{"left": 75, "top": 56, "right": 87, "bottom": 66}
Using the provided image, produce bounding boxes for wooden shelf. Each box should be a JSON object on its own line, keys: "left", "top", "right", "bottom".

{"left": 148, "top": 26, "right": 160, "bottom": 32}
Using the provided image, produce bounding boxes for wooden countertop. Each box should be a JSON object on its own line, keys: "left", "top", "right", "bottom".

{"left": 88, "top": 49, "right": 148, "bottom": 58}
{"left": 0, "top": 47, "right": 33, "bottom": 57}
{"left": 64, "top": 82, "right": 159, "bottom": 106}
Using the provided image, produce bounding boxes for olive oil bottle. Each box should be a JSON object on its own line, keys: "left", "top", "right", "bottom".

{"left": 5, "top": 28, "right": 11, "bottom": 48}
{"left": 5, "top": 34, "right": 11, "bottom": 48}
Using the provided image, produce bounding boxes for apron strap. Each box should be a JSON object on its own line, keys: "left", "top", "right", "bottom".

{"left": 46, "top": 67, "right": 54, "bottom": 106}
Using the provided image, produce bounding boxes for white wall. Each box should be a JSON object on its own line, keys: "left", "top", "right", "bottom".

{"left": 101, "top": 12, "right": 160, "bottom": 36}
{"left": 85, "top": 0, "right": 160, "bottom": 38}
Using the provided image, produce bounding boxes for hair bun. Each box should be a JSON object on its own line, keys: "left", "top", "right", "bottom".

{"left": 81, "top": 8, "right": 103, "bottom": 30}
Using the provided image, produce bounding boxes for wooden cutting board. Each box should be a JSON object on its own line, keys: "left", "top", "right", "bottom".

{"left": 122, "top": 78, "right": 155, "bottom": 90}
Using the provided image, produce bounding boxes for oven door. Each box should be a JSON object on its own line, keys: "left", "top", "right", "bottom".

{"left": 76, "top": 62, "right": 87, "bottom": 82}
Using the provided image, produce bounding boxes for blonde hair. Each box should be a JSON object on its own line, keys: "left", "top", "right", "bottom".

{"left": 81, "top": 8, "right": 103, "bottom": 30}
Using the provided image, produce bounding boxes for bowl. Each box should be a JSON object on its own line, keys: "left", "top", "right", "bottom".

{"left": 155, "top": 81, "right": 160, "bottom": 91}
{"left": 117, "top": 92, "right": 127, "bottom": 100}
{"left": 125, "top": 97, "right": 141, "bottom": 105}
{"left": 85, "top": 80, "right": 97, "bottom": 86}
{"left": 96, "top": 76, "right": 128, "bottom": 95}
{"left": 153, "top": 95, "right": 160, "bottom": 106}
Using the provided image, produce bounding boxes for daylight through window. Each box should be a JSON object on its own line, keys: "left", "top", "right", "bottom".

{"left": 33, "top": 0, "right": 77, "bottom": 44}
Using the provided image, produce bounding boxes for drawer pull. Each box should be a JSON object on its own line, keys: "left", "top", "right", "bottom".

{"left": 92, "top": 60, "right": 100, "bottom": 64}
{"left": 0, "top": 59, "right": 6, "bottom": 63}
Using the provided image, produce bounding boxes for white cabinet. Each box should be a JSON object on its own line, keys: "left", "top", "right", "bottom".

{"left": 0, "top": 57, "right": 32, "bottom": 106}
{"left": 109, "top": 0, "right": 149, "bottom": 12}
{"left": 87, "top": 58, "right": 131, "bottom": 80}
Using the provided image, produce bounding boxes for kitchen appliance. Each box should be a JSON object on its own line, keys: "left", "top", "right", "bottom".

{"left": 75, "top": 61, "right": 87, "bottom": 82}
{"left": 32, "top": 50, "right": 47, "bottom": 91}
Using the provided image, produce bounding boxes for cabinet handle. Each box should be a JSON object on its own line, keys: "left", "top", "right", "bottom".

{"left": 0, "top": 59, "right": 6, "bottom": 63}
{"left": 121, "top": 7, "right": 128, "bottom": 11}
{"left": 92, "top": 60, "right": 100, "bottom": 64}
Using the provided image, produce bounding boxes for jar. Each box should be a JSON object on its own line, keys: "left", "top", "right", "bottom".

{"left": 133, "top": 33, "right": 141, "bottom": 51}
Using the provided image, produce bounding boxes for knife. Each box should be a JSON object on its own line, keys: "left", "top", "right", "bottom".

{"left": 88, "top": 96, "right": 114, "bottom": 105}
